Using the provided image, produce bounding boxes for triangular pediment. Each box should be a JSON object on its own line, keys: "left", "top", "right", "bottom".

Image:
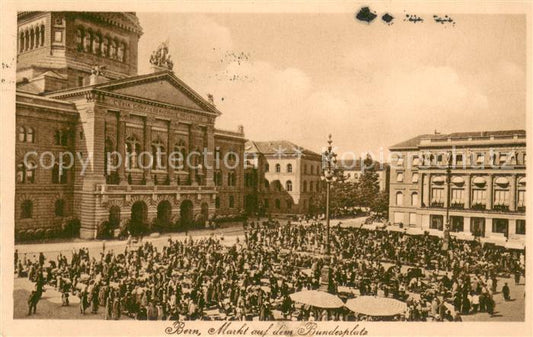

{"left": 97, "top": 71, "right": 219, "bottom": 114}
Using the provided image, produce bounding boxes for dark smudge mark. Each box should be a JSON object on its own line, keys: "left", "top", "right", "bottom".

{"left": 355, "top": 7, "right": 377, "bottom": 23}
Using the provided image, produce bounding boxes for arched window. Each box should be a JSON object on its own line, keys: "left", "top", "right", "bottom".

{"left": 310, "top": 181, "right": 314, "bottom": 192}
{"left": 26, "top": 127, "right": 34, "bottom": 143}
{"left": 25, "top": 30, "right": 29, "bottom": 51}
{"left": 110, "top": 39, "right": 117, "bottom": 59}
{"left": 34, "top": 26, "right": 40, "bottom": 48}
{"left": 275, "top": 163, "right": 281, "bottom": 173}
{"left": 21, "top": 200, "right": 33, "bottom": 219}
{"left": 102, "top": 37, "right": 109, "bottom": 57}
{"left": 214, "top": 170, "right": 223, "bottom": 186}
{"left": 93, "top": 34, "right": 101, "bottom": 54}
{"left": 287, "top": 163, "right": 292, "bottom": 173}
{"left": 55, "top": 199, "right": 65, "bottom": 217}
{"left": 52, "top": 163, "right": 67, "bottom": 184}
{"left": 227, "top": 171, "right": 236, "bottom": 186}
{"left": 40, "top": 24, "right": 45, "bottom": 46}
{"left": 19, "top": 32, "right": 24, "bottom": 52}
{"left": 151, "top": 139, "right": 166, "bottom": 170}
{"left": 76, "top": 28, "right": 83, "bottom": 51}
{"left": 83, "top": 30, "right": 91, "bottom": 52}
{"left": 117, "top": 41, "right": 124, "bottom": 61}
{"left": 411, "top": 192, "right": 419, "bottom": 206}
{"left": 396, "top": 191, "right": 404, "bottom": 206}
{"left": 17, "top": 161, "right": 36, "bottom": 184}
{"left": 126, "top": 136, "right": 141, "bottom": 169}
{"left": 18, "top": 126, "right": 25, "bottom": 142}
{"left": 30, "top": 28, "right": 35, "bottom": 49}
{"left": 173, "top": 139, "right": 187, "bottom": 170}
{"left": 286, "top": 180, "right": 292, "bottom": 191}
{"left": 303, "top": 180, "right": 307, "bottom": 192}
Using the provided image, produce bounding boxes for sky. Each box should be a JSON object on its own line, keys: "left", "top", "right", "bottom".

{"left": 136, "top": 12, "right": 526, "bottom": 160}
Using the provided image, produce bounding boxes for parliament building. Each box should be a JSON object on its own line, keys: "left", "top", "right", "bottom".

{"left": 15, "top": 12, "right": 246, "bottom": 239}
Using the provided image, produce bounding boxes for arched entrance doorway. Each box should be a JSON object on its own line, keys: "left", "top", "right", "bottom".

{"left": 157, "top": 200, "right": 172, "bottom": 227}
{"left": 131, "top": 201, "right": 147, "bottom": 235}
{"left": 109, "top": 206, "right": 121, "bottom": 228}
{"left": 180, "top": 200, "right": 194, "bottom": 228}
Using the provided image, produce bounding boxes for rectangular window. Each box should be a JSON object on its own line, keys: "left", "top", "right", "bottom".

{"left": 516, "top": 220, "right": 526, "bottom": 235}
{"left": 396, "top": 172, "right": 404, "bottom": 182}
{"left": 472, "top": 189, "right": 486, "bottom": 206}
{"left": 492, "top": 218, "right": 509, "bottom": 237}
{"left": 77, "top": 76, "right": 84, "bottom": 87}
{"left": 494, "top": 190, "right": 510, "bottom": 206}
{"left": 451, "top": 216, "right": 464, "bottom": 232}
{"left": 393, "top": 212, "right": 404, "bottom": 224}
{"left": 471, "top": 217, "right": 485, "bottom": 237}
{"left": 54, "top": 30, "right": 62, "bottom": 42}
{"left": 409, "top": 213, "right": 417, "bottom": 226}
{"left": 431, "top": 188, "right": 444, "bottom": 203}
{"left": 517, "top": 190, "right": 526, "bottom": 208}
{"left": 430, "top": 215, "right": 443, "bottom": 230}
{"left": 451, "top": 189, "right": 464, "bottom": 204}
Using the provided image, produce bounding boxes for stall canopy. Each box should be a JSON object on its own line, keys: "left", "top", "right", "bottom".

{"left": 289, "top": 290, "right": 344, "bottom": 309}
{"left": 505, "top": 241, "right": 525, "bottom": 250}
{"left": 427, "top": 229, "right": 444, "bottom": 238}
{"left": 345, "top": 296, "right": 407, "bottom": 316}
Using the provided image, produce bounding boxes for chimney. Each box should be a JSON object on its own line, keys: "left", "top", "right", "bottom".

{"left": 238, "top": 125, "right": 244, "bottom": 135}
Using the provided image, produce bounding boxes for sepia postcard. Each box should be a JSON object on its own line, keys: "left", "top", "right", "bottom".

{"left": 1, "top": 1, "right": 532, "bottom": 336}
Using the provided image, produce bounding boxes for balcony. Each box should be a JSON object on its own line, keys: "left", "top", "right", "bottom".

{"left": 471, "top": 203, "right": 486, "bottom": 211}
{"left": 430, "top": 201, "right": 444, "bottom": 208}
{"left": 492, "top": 204, "right": 510, "bottom": 212}
{"left": 450, "top": 202, "right": 464, "bottom": 210}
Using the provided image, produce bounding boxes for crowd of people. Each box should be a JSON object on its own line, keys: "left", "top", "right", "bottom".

{"left": 15, "top": 218, "right": 525, "bottom": 321}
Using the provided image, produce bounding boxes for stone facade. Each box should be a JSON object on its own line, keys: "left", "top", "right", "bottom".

{"left": 388, "top": 130, "right": 526, "bottom": 241}
{"left": 244, "top": 140, "right": 323, "bottom": 216}
{"left": 15, "top": 12, "right": 246, "bottom": 240}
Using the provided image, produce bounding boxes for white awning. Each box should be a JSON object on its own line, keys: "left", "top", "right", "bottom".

{"left": 432, "top": 176, "right": 445, "bottom": 184}
{"left": 495, "top": 176, "right": 509, "bottom": 187}
{"left": 452, "top": 176, "right": 465, "bottom": 185}
{"left": 472, "top": 176, "right": 486, "bottom": 186}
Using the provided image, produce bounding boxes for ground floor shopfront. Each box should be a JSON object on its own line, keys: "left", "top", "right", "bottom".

{"left": 389, "top": 207, "right": 526, "bottom": 240}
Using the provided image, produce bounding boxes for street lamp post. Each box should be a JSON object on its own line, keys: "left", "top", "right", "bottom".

{"left": 442, "top": 151, "right": 453, "bottom": 251}
{"left": 321, "top": 134, "right": 341, "bottom": 256}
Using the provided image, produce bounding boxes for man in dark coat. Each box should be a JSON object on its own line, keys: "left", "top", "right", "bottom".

{"left": 502, "top": 282, "right": 511, "bottom": 301}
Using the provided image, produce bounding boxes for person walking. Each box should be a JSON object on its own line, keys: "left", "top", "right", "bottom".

{"left": 27, "top": 289, "right": 40, "bottom": 315}
{"left": 502, "top": 282, "right": 511, "bottom": 301}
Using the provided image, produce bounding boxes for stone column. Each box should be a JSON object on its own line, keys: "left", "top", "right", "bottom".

{"left": 117, "top": 111, "right": 128, "bottom": 184}
{"left": 143, "top": 115, "right": 154, "bottom": 185}
{"left": 167, "top": 120, "right": 178, "bottom": 184}
{"left": 486, "top": 174, "right": 493, "bottom": 209}
{"left": 464, "top": 174, "right": 471, "bottom": 209}
{"left": 463, "top": 217, "right": 471, "bottom": 234}
{"left": 423, "top": 173, "right": 431, "bottom": 207}
{"left": 188, "top": 124, "right": 194, "bottom": 185}
{"left": 509, "top": 175, "right": 516, "bottom": 211}
{"left": 205, "top": 124, "right": 215, "bottom": 187}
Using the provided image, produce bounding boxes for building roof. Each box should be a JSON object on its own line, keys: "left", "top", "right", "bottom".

{"left": 45, "top": 70, "right": 222, "bottom": 116}
{"left": 245, "top": 140, "right": 321, "bottom": 158}
{"left": 390, "top": 130, "right": 526, "bottom": 150}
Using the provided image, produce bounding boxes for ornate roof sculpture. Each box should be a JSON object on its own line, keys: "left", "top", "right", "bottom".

{"left": 150, "top": 40, "right": 174, "bottom": 70}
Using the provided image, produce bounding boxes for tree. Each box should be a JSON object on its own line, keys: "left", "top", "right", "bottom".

{"left": 357, "top": 154, "right": 380, "bottom": 208}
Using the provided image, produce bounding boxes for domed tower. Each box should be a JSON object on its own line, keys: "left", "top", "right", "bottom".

{"left": 17, "top": 11, "right": 143, "bottom": 93}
